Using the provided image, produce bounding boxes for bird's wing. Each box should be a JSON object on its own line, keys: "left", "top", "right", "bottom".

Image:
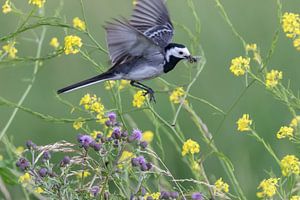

{"left": 130, "top": 0, "right": 174, "bottom": 47}
{"left": 105, "top": 19, "right": 163, "bottom": 65}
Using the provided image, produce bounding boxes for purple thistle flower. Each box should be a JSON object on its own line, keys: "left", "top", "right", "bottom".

{"left": 121, "top": 131, "right": 128, "bottom": 138}
{"left": 140, "top": 163, "right": 148, "bottom": 171}
{"left": 146, "top": 162, "right": 152, "bottom": 170}
{"left": 113, "top": 140, "right": 119, "bottom": 148}
{"left": 131, "top": 158, "right": 140, "bottom": 167}
{"left": 60, "top": 156, "right": 70, "bottom": 167}
{"left": 38, "top": 168, "right": 48, "bottom": 177}
{"left": 92, "top": 142, "right": 102, "bottom": 151}
{"left": 26, "top": 140, "right": 36, "bottom": 150}
{"left": 140, "top": 141, "right": 148, "bottom": 149}
{"left": 128, "top": 129, "right": 142, "bottom": 142}
{"left": 141, "top": 187, "right": 146, "bottom": 196}
{"left": 160, "top": 191, "right": 171, "bottom": 199}
{"left": 112, "top": 127, "right": 121, "bottom": 139}
{"left": 16, "top": 158, "right": 30, "bottom": 171}
{"left": 77, "top": 134, "right": 93, "bottom": 149}
{"left": 170, "top": 191, "right": 179, "bottom": 198}
{"left": 136, "top": 156, "right": 146, "bottom": 165}
{"left": 146, "top": 197, "right": 154, "bottom": 200}
{"left": 108, "top": 112, "right": 117, "bottom": 122}
{"left": 90, "top": 186, "right": 100, "bottom": 197}
{"left": 42, "top": 151, "right": 51, "bottom": 161}
{"left": 191, "top": 192, "right": 203, "bottom": 200}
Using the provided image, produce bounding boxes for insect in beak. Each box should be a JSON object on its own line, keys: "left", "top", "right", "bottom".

{"left": 185, "top": 55, "right": 198, "bottom": 63}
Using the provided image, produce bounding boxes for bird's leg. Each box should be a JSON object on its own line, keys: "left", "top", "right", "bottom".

{"left": 130, "top": 81, "right": 156, "bottom": 103}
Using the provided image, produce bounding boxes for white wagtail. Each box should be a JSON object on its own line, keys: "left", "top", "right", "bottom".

{"left": 57, "top": 0, "right": 197, "bottom": 102}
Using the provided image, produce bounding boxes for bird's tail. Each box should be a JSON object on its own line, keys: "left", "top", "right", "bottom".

{"left": 57, "top": 71, "right": 116, "bottom": 94}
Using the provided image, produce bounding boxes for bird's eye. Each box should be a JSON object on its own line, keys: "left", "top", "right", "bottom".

{"left": 179, "top": 51, "right": 183, "bottom": 55}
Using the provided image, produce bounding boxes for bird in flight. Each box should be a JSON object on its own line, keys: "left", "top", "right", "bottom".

{"left": 57, "top": 0, "right": 197, "bottom": 102}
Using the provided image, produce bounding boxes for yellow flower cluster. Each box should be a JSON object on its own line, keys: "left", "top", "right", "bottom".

{"left": 229, "top": 56, "right": 250, "bottom": 76}
{"left": 282, "top": 12, "right": 300, "bottom": 51}
{"left": 291, "top": 196, "right": 300, "bottom": 200}
{"left": 280, "top": 155, "right": 300, "bottom": 176}
{"left": 144, "top": 192, "right": 160, "bottom": 200}
{"left": 19, "top": 173, "right": 31, "bottom": 184}
{"left": 181, "top": 139, "right": 200, "bottom": 156}
{"left": 2, "top": 0, "right": 12, "bottom": 14}
{"left": 132, "top": 0, "right": 138, "bottom": 6}
{"left": 2, "top": 41, "right": 18, "bottom": 58}
{"left": 256, "top": 178, "right": 279, "bottom": 198}
{"left": 73, "top": 17, "right": 86, "bottom": 31}
{"left": 290, "top": 116, "right": 300, "bottom": 128}
{"left": 73, "top": 119, "right": 84, "bottom": 130}
{"left": 28, "top": 0, "right": 46, "bottom": 8}
{"left": 64, "top": 35, "right": 82, "bottom": 55}
{"left": 236, "top": 114, "right": 252, "bottom": 132}
{"left": 118, "top": 150, "right": 134, "bottom": 169}
{"left": 34, "top": 187, "right": 44, "bottom": 194}
{"left": 49, "top": 37, "right": 60, "bottom": 48}
{"left": 245, "top": 43, "right": 257, "bottom": 52}
{"left": 169, "top": 87, "right": 187, "bottom": 104}
{"left": 142, "top": 131, "right": 154, "bottom": 143}
{"left": 79, "top": 94, "right": 106, "bottom": 123}
{"left": 265, "top": 70, "right": 283, "bottom": 88}
{"left": 132, "top": 90, "right": 146, "bottom": 108}
{"left": 105, "top": 80, "right": 130, "bottom": 90}
{"left": 15, "top": 146, "right": 24, "bottom": 156}
{"left": 214, "top": 178, "right": 229, "bottom": 193}
{"left": 277, "top": 126, "right": 294, "bottom": 139}
{"left": 76, "top": 170, "right": 90, "bottom": 179}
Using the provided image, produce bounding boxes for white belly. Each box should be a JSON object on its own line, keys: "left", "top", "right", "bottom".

{"left": 124, "top": 65, "right": 164, "bottom": 81}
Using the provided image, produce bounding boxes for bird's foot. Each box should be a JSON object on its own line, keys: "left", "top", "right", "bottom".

{"left": 143, "top": 89, "right": 156, "bottom": 103}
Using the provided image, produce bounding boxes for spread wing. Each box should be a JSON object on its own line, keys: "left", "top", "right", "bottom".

{"left": 105, "top": 19, "right": 163, "bottom": 65}
{"left": 130, "top": 0, "right": 174, "bottom": 47}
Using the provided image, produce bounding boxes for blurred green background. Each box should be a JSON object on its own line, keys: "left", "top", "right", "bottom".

{"left": 0, "top": 0, "right": 300, "bottom": 199}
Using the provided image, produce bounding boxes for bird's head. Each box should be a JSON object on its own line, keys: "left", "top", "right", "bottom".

{"left": 165, "top": 43, "right": 194, "bottom": 63}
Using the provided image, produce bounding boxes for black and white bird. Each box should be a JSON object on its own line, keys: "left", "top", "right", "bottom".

{"left": 57, "top": 0, "right": 197, "bottom": 102}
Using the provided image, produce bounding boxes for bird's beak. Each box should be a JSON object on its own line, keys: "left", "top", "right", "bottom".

{"left": 185, "top": 55, "right": 197, "bottom": 63}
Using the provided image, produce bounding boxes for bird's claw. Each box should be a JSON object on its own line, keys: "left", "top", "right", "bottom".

{"left": 143, "top": 89, "right": 156, "bottom": 103}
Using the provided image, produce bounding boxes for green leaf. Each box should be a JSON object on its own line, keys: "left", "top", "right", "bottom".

{"left": 0, "top": 167, "right": 18, "bottom": 185}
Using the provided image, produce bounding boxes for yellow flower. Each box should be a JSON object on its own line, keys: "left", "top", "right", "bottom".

{"left": 293, "top": 37, "right": 300, "bottom": 51}
{"left": 28, "top": 0, "right": 46, "bottom": 8}
{"left": 90, "top": 131, "right": 102, "bottom": 139}
{"left": 132, "top": 0, "right": 138, "bottom": 6}
{"left": 265, "top": 70, "right": 283, "bottom": 88}
{"left": 49, "top": 37, "right": 59, "bottom": 48}
{"left": 277, "top": 126, "right": 294, "bottom": 139}
{"left": 0, "top": 155, "right": 3, "bottom": 161}
{"left": 76, "top": 170, "right": 90, "bottom": 179}
{"left": 282, "top": 12, "right": 300, "bottom": 38}
{"left": 291, "top": 196, "right": 300, "bottom": 200}
{"left": 18, "top": 173, "right": 31, "bottom": 184}
{"left": 118, "top": 80, "right": 130, "bottom": 90}
{"left": 73, "top": 119, "right": 84, "bottom": 130}
{"left": 280, "top": 155, "right": 300, "bottom": 176}
{"left": 73, "top": 17, "right": 86, "bottom": 31}
{"left": 64, "top": 35, "right": 82, "bottom": 55}
{"left": 34, "top": 187, "right": 44, "bottom": 194}
{"left": 169, "top": 87, "right": 187, "bottom": 104}
{"left": 290, "top": 116, "right": 300, "bottom": 127}
{"left": 80, "top": 93, "right": 91, "bottom": 108}
{"left": 2, "top": 0, "right": 12, "bottom": 14}
{"left": 2, "top": 41, "right": 18, "bottom": 58}
{"left": 182, "top": 139, "right": 200, "bottom": 156}
{"left": 118, "top": 150, "right": 134, "bottom": 168}
{"left": 133, "top": 90, "right": 146, "bottom": 108}
{"left": 145, "top": 192, "right": 160, "bottom": 200}
{"left": 236, "top": 114, "right": 252, "bottom": 131}
{"left": 105, "top": 80, "right": 116, "bottom": 90}
{"left": 192, "top": 161, "right": 201, "bottom": 171}
{"left": 229, "top": 56, "right": 250, "bottom": 76}
{"left": 15, "top": 146, "right": 24, "bottom": 156}
{"left": 142, "top": 131, "right": 154, "bottom": 143}
{"left": 214, "top": 178, "right": 229, "bottom": 193}
{"left": 246, "top": 43, "right": 257, "bottom": 52}
{"left": 256, "top": 178, "right": 279, "bottom": 198}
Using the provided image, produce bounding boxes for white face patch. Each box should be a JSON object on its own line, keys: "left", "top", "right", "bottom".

{"left": 166, "top": 47, "right": 191, "bottom": 62}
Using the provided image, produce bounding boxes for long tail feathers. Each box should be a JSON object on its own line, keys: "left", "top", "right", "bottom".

{"left": 57, "top": 72, "right": 115, "bottom": 94}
